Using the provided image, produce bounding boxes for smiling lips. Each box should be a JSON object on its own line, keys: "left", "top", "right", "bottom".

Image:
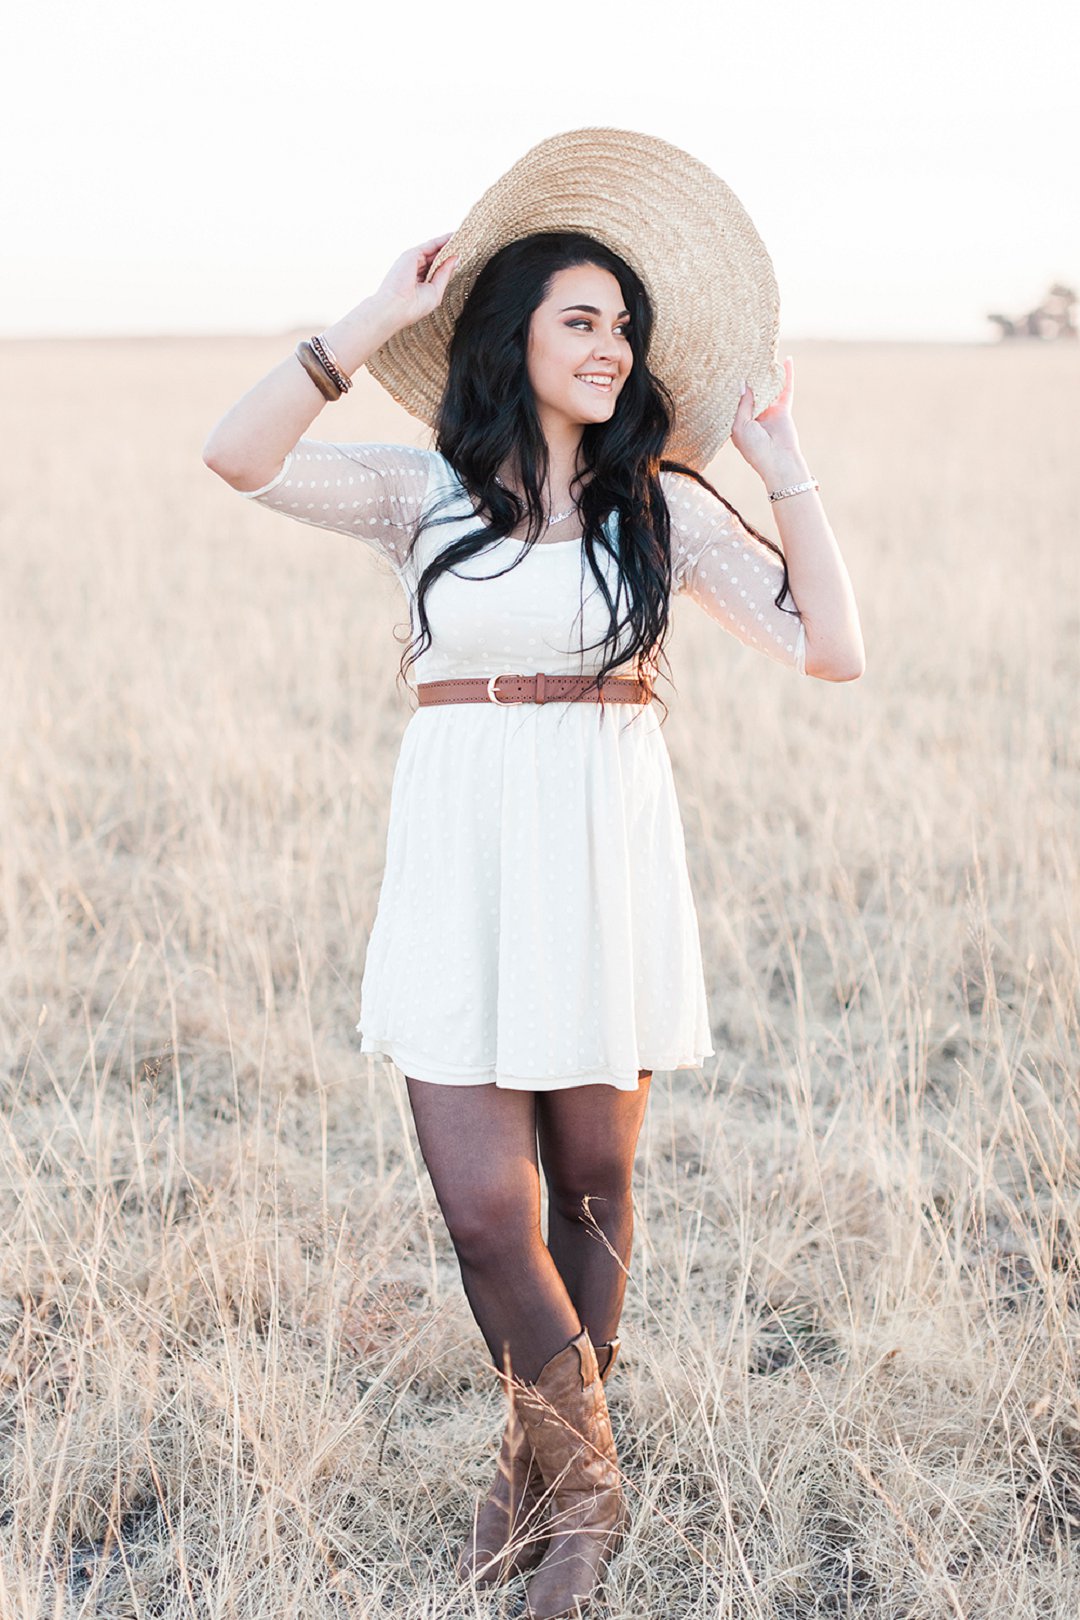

{"left": 576, "top": 373, "right": 616, "bottom": 392}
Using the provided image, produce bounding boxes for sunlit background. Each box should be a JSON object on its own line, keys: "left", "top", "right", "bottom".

{"left": 4, "top": 0, "right": 1077, "bottom": 343}
{"left": 4, "top": 6, "right": 1080, "bottom": 1612}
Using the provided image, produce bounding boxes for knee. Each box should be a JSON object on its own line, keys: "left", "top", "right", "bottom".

{"left": 439, "top": 1184, "right": 541, "bottom": 1270}
{"left": 546, "top": 1160, "right": 633, "bottom": 1229}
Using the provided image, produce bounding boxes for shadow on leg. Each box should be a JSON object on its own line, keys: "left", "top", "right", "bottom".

{"left": 536, "top": 1070, "right": 652, "bottom": 1348}
{"left": 404, "top": 1076, "right": 582, "bottom": 1382}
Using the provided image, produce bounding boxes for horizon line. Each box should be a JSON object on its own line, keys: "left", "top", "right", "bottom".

{"left": 0, "top": 329, "right": 1042, "bottom": 348}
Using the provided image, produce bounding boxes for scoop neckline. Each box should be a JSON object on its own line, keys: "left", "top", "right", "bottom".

{"left": 508, "top": 533, "right": 584, "bottom": 549}
{"left": 441, "top": 454, "right": 588, "bottom": 549}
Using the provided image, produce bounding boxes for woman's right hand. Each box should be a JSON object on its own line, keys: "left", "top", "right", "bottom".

{"left": 373, "top": 234, "right": 461, "bottom": 334}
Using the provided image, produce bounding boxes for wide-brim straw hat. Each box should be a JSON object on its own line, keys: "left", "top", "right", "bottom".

{"left": 365, "top": 126, "right": 785, "bottom": 471}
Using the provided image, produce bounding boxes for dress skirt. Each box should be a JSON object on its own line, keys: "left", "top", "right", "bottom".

{"left": 355, "top": 695, "right": 715, "bottom": 1091}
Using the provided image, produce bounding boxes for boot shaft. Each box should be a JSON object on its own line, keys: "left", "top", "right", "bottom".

{"left": 512, "top": 1329, "right": 622, "bottom": 1514}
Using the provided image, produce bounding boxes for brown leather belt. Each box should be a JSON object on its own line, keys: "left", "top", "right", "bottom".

{"left": 415, "top": 673, "right": 652, "bottom": 707}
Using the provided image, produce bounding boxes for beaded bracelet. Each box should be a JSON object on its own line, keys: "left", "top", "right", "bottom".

{"left": 309, "top": 334, "right": 352, "bottom": 394}
{"left": 768, "top": 477, "right": 819, "bottom": 502}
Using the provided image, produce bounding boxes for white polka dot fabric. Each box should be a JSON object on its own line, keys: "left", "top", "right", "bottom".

{"left": 238, "top": 442, "right": 805, "bottom": 1090}
{"left": 666, "top": 473, "right": 807, "bottom": 674}
{"left": 236, "top": 440, "right": 429, "bottom": 581}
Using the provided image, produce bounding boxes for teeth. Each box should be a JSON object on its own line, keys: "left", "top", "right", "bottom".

{"left": 577, "top": 375, "right": 613, "bottom": 387}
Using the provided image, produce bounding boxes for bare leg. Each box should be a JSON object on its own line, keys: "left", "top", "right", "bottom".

{"left": 537, "top": 1071, "right": 652, "bottom": 1348}
{"left": 404, "top": 1076, "right": 582, "bottom": 1383}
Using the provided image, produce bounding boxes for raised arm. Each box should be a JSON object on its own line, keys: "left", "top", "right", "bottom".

{"left": 201, "top": 234, "right": 460, "bottom": 492}
{"left": 729, "top": 359, "right": 865, "bottom": 682}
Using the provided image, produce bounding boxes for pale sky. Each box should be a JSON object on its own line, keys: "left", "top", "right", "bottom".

{"left": 4, "top": 0, "right": 1077, "bottom": 342}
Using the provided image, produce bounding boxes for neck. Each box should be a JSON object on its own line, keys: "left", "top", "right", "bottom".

{"left": 501, "top": 419, "right": 586, "bottom": 509}
{"left": 537, "top": 411, "right": 586, "bottom": 499}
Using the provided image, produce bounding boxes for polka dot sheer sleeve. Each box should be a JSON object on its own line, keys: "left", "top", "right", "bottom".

{"left": 235, "top": 440, "right": 436, "bottom": 577}
{"left": 662, "top": 471, "right": 806, "bottom": 675}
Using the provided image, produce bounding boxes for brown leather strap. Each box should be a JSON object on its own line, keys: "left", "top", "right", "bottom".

{"left": 415, "top": 673, "right": 652, "bottom": 707}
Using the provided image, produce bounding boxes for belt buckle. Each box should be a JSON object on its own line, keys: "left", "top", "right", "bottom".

{"left": 487, "top": 673, "right": 524, "bottom": 706}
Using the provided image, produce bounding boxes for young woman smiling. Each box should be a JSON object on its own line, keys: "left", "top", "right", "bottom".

{"left": 203, "top": 127, "right": 863, "bottom": 1620}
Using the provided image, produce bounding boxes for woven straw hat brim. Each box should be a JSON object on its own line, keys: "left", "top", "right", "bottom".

{"left": 364, "top": 127, "right": 785, "bottom": 470}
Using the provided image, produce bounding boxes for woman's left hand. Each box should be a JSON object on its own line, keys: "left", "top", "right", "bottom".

{"left": 729, "top": 356, "right": 808, "bottom": 484}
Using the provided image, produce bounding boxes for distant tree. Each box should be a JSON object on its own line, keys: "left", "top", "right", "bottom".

{"left": 987, "top": 283, "right": 1077, "bottom": 341}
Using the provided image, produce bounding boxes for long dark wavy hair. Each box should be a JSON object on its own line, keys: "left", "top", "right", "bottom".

{"left": 393, "top": 231, "right": 800, "bottom": 726}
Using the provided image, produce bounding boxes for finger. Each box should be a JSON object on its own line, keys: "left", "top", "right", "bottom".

{"left": 431, "top": 254, "right": 460, "bottom": 290}
{"left": 415, "top": 241, "right": 452, "bottom": 275}
{"left": 425, "top": 246, "right": 458, "bottom": 280}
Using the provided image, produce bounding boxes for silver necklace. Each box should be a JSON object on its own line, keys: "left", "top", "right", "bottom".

{"left": 494, "top": 474, "right": 576, "bottom": 527}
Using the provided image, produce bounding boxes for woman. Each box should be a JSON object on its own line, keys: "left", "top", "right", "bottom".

{"left": 203, "top": 128, "right": 864, "bottom": 1620}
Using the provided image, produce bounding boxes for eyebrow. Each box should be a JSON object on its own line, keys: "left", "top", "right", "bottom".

{"left": 560, "top": 304, "right": 631, "bottom": 319}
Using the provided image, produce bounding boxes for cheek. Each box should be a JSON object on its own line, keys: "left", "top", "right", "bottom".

{"left": 530, "top": 330, "right": 577, "bottom": 390}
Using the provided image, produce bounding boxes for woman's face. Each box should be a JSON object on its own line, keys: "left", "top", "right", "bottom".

{"left": 525, "top": 263, "right": 633, "bottom": 439}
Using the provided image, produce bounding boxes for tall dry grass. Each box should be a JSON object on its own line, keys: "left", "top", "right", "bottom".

{"left": 1, "top": 335, "right": 1078, "bottom": 1617}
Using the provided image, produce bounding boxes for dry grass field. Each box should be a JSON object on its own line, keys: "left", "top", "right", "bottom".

{"left": 1, "top": 334, "right": 1078, "bottom": 1618}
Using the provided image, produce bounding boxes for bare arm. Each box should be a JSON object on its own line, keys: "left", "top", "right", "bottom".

{"left": 201, "top": 235, "right": 460, "bottom": 492}
{"left": 734, "top": 360, "right": 865, "bottom": 682}
{"left": 201, "top": 298, "right": 400, "bottom": 490}
{"left": 754, "top": 448, "right": 865, "bottom": 682}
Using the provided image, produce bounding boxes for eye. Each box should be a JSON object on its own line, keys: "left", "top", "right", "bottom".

{"left": 568, "top": 319, "right": 631, "bottom": 336}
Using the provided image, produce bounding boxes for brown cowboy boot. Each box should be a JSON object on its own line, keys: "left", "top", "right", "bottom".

{"left": 455, "top": 1337, "right": 621, "bottom": 1587}
{"left": 512, "top": 1328, "right": 628, "bottom": 1619}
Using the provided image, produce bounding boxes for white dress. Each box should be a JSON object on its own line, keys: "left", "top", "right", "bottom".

{"left": 238, "top": 441, "right": 806, "bottom": 1091}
